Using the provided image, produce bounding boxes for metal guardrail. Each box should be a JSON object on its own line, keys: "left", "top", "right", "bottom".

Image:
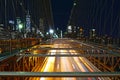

{"left": 0, "top": 50, "right": 20, "bottom": 61}
{"left": 0, "top": 72, "right": 119, "bottom": 77}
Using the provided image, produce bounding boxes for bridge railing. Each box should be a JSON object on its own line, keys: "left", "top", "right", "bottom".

{"left": 0, "top": 38, "right": 41, "bottom": 54}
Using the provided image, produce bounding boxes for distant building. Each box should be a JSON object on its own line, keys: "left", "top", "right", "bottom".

{"left": 26, "top": 11, "right": 31, "bottom": 33}
{"left": 67, "top": 25, "right": 72, "bottom": 33}
{"left": 79, "top": 27, "right": 84, "bottom": 37}
{"left": 39, "top": 18, "right": 44, "bottom": 34}
{"left": 16, "top": 17, "right": 21, "bottom": 31}
{"left": 90, "top": 29, "right": 96, "bottom": 38}
{"left": 8, "top": 20, "right": 15, "bottom": 31}
{"left": 73, "top": 26, "right": 76, "bottom": 33}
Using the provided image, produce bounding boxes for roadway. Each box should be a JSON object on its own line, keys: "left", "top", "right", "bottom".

{"left": 29, "top": 38, "right": 111, "bottom": 80}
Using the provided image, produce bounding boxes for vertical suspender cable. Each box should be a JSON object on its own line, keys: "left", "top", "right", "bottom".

{"left": 49, "top": 0, "right": 54, "bottom": 28}
{"left": 112, "top": 16, "right": 119, "bottom": 38}
{"left": 0, "top": 0, "right": 3, "bottom": 23}
{"left": 98, "top": 0, "right": 103, "bottom": 36}
{"left": 110, "top": 0, "right": 114, "bottom": 36}
{"left": 5, "top": 0, "right": 7, "bottom": 28}
{"left": 12, "top": 0, "right": 16, "bottom": 30}
{"left": 100, "top": 0, "right": 107, "bottom": 36}
{"left": 103, "top": 0, "right": 108, "bottom": 35}
{"left": 91, "top": 0, "right": 95, "bottom": 29}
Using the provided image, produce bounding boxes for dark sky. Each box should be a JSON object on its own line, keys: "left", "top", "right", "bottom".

{"left": 51, "top": 0, "right": 73, "bottom": 32}
{"left": 51, "top": 0, "right": 120, "bottom": 37}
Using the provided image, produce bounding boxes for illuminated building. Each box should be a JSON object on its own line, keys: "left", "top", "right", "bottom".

{"left": 26, "top": 11, "right": 31, "bottom": 33}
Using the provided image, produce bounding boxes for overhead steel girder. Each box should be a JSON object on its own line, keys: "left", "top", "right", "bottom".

{"left": 0, "top": 72, "right": 119, "bottom": 77}
{"left": 17, "top": 54, "right": 120, "bottom": 57}
{"left": 29, "top": 48, "right": 120, "bottom": 56}
{"left": 32, "top": 48, "right": 99, "bottom": 50}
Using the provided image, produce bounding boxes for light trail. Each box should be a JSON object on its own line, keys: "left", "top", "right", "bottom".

{"left": 40, "top": 50, "right": 56, "bottom": 80}
{"left": 37, "top": 39, "right": 112, "bottom": 80}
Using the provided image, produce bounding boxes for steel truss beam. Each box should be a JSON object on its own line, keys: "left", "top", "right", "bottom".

{"left": 31, "top": 48, "right": 120, "bottom": 56}
{"left": 0, "top": 72, "right": 119, "bottom": 77}
{"left": 17, "top": 54, "right": 120, "bottom": 57}
{"left": 32, "top": 48, "right": 98, "bottom": 50}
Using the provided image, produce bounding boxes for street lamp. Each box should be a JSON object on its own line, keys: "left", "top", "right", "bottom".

{"left": 18, "top": 23, "right": 24, "bottom": 38}
{"left": 49, "top": 29, "right": 54, "bottom": 34}
{"left": 18, "top": 23, "right": 23, "bottom": 31}
{"left": 49, "top": 29, "right": 54, "bottom": 44}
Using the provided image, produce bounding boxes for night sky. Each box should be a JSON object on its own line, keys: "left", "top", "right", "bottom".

{"left": 51, "top": 0, "right": 120, "bottom": 37}
{"left": 51, "top": 0, "right": 73, "bottom": 32}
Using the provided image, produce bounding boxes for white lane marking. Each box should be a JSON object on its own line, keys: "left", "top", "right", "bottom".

{"left": 72, "top": 64, "right": 75, "bottom": 69}
{"left": 57, "top": 63, "right": 59, "bottom": 69}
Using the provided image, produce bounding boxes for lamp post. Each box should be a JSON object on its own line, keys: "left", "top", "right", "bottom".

{"left": 19, "top": 24, "right": 23, "bottom": 30}
{"left": 49, "top": 29, "right": 54, "bottom": 34}
{"left": 49, "top": 29, "right": 54, "bottom": 44}
{"left": 18, "top": 23, "right": 23, "bottom": 38}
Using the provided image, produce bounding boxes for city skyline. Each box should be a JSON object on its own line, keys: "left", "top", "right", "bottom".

{"left": 0, "top": 0, "right": 120, "bottom": 38}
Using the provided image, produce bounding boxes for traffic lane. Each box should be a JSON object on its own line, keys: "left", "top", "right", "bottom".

{"left": 39, "top": 44, "right": 97, "bottom": 80}
{"left": 41, "top": 50, "right": 56, "bottom": 72}
{"left": 67, "top": 57, "right": 91, "bottom": 80}
{"left": 68, "top": 50, "right": 97, "bottom": 80}
{"left": 55, "top": 45, "right": 76, "bottom": 80}
{"left": 53, "top": 50, "right": 62, "bottom": 80}
{"left": 40, "top": 50, "right": 56, "bottom": 80}
{"left": 33, "top": 48, "right": 97, "bottom": 79}
{"left": 39, "top": 49, "right": 76, "bottom": 80}
{"left": 70, "top": 50, "right": 111, "bottom": 80}
{"left": 58, "top": 49, "right": 94, "bottom": 80}
{"left": 59, "top": 50, "right": 76, "bottom": 80}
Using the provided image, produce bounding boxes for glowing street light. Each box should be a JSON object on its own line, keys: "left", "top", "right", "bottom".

{"left": 49, "top": 29, "right": 54, "bottom": 34}
{"left": 74, "top": 2, "right": 77, "bottom": 6}
{"left": 18, "top": 24, "right": 23, "bottom": 29}
{"left": 46, "top": 32, "right": 49, "bottom": 35}
{"left": 49, "top": 29, "right": 54, "bottom": 44}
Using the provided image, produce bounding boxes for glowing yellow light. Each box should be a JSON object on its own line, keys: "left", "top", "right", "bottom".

{"left": 40, "top": 50, "right": 56, "bottom": 80}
